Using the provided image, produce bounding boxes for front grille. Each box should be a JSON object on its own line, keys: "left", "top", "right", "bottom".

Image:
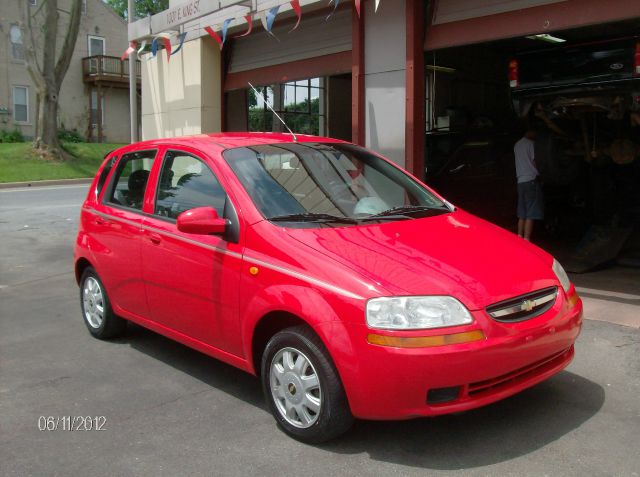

{"left": 486, "top": 287, "right": 557, "bottom": 322}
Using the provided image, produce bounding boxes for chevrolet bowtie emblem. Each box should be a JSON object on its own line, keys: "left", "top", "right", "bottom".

{"left": 521, "top": 300, "right": 535, "bottom": 312}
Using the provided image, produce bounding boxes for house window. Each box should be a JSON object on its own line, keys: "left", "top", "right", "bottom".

{"left": 29, "top": 0, "right": 37, "bottom": 6}
{"left": 248, "top": 77, "right": 326, "bottom": 136}
{"left": 13, "top": 86, "right": 29, "bottom": 123}
{"left": 88, "top": 35, "right": 105, "bottom": 56}
{"left": 10, "top": 25, "right": 24, "bottom": 60}
{"left": 91, "top": 90, "right": 104, "bottom": 126}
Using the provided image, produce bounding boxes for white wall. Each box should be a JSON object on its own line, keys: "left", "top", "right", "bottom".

{"left": 141, "top": 37, "right": 221, "bottom": 139}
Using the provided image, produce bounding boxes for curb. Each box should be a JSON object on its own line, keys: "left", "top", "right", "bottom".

{"left": 0, "top": 178, "right": 93, "bottom": 189}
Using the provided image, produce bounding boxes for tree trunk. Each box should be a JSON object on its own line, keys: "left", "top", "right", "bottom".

{"left": 41, "top": 90, "right": 60, "bottom": 149}
{"left": 21, "top": 0, "right": 83, "bottom": 160}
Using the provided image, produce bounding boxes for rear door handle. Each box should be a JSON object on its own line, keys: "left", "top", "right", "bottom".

{"left": 95, "top": 217, "right": 110, "bottom": 225}
{"left": 148, "top": 233, "right": 162, "bottom": 245}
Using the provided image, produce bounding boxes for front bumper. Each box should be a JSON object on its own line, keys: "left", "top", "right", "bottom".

{"left": 329, "top": 293, "right": 582, "bottom": 420}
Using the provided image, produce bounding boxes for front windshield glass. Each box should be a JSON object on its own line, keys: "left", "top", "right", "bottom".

{"left": 223, "top": 142, "right": 448, "bottom": 225}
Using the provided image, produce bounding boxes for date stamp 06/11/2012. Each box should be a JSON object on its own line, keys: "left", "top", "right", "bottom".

{"left": 38, "top": 416, "right": 107, "bottom": 432}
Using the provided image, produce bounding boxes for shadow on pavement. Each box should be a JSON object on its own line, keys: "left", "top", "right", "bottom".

{"left": 121, "top": 323, "right": 265, "bottom": 410}
{"left": 118, "top": 325, "right": 604, "bottom": 469}
{"left": 321, "top": 371, "right": 604, "bottom": 470}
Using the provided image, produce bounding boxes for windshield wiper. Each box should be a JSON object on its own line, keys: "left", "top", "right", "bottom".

{"left": 269, "top": 213, "right": 358, "bottom": 224}
{"left": 363, "top": 205, "right": 449, "bottom": 220}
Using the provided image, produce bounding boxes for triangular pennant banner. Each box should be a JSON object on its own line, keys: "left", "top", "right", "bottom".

{"left": 238, "top": 14, "right": 253, "bottom": 37}
{"left": 221, "top": 18, "right": 234, "bottom": 45}
{"left": 326, "top": 0, "right": 339, "bottom": 21}
{"left": 120, "top": 41, "right": 137, "bottom": 61}
{"left": 262, "top": 5, "right": 280, "bottom": 37}
{"left": 289, "top": 0, "right": 302, "bottom": 32}
{"left": 162, "top": 37, "right": 172, "bottom": 61}
{"left": 355, "top": 0, "right": 361, "bottom": 17}
{"left": 375, "top": 0, "right": 381, "bottom": 12}
{"left": 205, "top": 26, "right": 224, "bottom": 50}
{"left": 151, "top": 38, "right": 159, "bottom": 57}
{"left": 137, "top": 40, "right": 147, "bottom": 56}
{"left": 170, "top": 32, "right": 187, "bottom": 56}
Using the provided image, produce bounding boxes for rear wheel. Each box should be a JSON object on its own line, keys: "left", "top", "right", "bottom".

{"left": 261, "top": 326, "right": 353, "bottom": 443}
{"left": 80, "top": 267, "right": 126, "bottom": 339}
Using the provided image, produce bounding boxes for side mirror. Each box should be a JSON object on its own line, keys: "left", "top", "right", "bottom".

{"left": 177, "top": 207, "right": 226, "bottom": 235}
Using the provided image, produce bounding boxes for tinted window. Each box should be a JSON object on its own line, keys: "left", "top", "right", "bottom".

{"left": 155, "top": 151, "right": 226, "bottom": 220}
{"left": 96, "top": 155, "right": 116, "bottom": 198}
{"left": 223, "top": 143, "right": 446, "bottom": 224}
{"left": 106, "top": 150, "right": 156, "bottom": 210}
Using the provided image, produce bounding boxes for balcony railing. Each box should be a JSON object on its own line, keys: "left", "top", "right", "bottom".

{"left": 82, "top": 55, "right": 141, "bottom": 85}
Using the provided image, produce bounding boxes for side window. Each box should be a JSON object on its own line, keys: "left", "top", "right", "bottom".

{"left": 106, "top": 150, "right": 156, "bottom": 210}
{"left": 95, "top": 155, "right": 116, "bottom": 198}
{"left": 155, "top": 150, "right": 227, "bottom": 220}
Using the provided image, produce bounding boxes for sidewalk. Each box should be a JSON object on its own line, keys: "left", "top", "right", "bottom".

{"left": 571, "top": 266, "right": 640, "bottom": 329}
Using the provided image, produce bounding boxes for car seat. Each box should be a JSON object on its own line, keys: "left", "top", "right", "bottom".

{"left": 127, "top": 169, "right": 150, "bottom": 208}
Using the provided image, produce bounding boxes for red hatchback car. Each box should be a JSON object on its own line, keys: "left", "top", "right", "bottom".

{"left": 74, "top": 133, "right": 583, "bottom": 442}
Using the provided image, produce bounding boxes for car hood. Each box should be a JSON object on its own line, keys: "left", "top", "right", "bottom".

{"left": 284, "top": 210, "right": 557, "bottom": 310}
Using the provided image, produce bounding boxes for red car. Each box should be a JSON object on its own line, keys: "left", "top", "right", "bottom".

{"left": 74, "top": 133, "right": 582, "bottom": 443}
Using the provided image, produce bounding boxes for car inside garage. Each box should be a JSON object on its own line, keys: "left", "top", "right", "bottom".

{"left": 423, "top": 14, "right": 640, "bottom": 273}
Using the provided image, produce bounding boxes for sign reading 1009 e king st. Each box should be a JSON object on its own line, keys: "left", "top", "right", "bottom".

{"left": 146, "top": 0, "right": 247, "bottom": 37}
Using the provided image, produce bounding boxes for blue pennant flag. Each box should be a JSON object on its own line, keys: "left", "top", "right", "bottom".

{"left": 171, "top": 32, "right": 187, "bottom": 56}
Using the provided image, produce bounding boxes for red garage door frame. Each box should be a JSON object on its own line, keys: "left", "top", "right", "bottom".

{"left": 425, "top": 0, "right": 640, "bottom": 50}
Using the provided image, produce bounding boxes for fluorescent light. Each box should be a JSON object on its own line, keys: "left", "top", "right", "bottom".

{"left": 525, "top": 33, "right": 566, "bottom": 43}
{"left": 426, "top": 65, "right": 456, "bottom": 74}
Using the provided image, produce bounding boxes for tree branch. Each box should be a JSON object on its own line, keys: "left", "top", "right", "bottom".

{"left": 20, "top": 0, "right": 45, "bottom": 89}
{"left": 54, "top": 0, "right": 82, "bottom": 87}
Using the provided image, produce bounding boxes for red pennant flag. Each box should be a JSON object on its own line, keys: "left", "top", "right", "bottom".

{"left": 289, "top": 0, "right": 302, "bottom": 32}
{"left": 120, "top": 41, "right": 137, "bottom": 61}
{"left": 237, "top": 14, "right": 253, "bottom": 37}
{"left": 205, "top": 26, "right": 224, "bottom": 50}
{"left": 162, "top": 37, "right": 172, "bottom": 61}
{"left": 355, "top": 0, "right": 361, "bottom": 17}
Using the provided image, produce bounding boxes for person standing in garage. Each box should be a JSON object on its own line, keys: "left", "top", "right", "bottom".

{"left": 514, "top": 126, "right": 544, "bottom": 241}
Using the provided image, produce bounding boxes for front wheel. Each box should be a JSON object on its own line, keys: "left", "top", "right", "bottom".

{"left": 261, "top": 326, "right": 353, "bottom": 443}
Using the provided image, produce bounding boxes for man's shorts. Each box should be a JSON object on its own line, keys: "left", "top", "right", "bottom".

{"left": 517, "top": 179, "right": 544, "bottom": 220}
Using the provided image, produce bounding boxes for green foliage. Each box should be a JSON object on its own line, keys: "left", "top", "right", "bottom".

{"left": 249, "top": 97, "right": 322, "bottom": 135}
{"left": 104, "top": 0, "right": 169, "bottom": 19}
{"left": 57, "top": 129, "right": 84, "bottom": 143}
{"left": 0, "top": 129, "right": 25, "bottom": 143}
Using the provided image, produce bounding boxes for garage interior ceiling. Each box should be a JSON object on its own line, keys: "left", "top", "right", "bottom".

{"left": 448, "top": 17, "right": 640, "bottom": 54}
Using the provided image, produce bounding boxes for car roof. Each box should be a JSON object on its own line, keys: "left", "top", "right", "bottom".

{"left": 118, "top": 132, "right": 348, "bottom": 154}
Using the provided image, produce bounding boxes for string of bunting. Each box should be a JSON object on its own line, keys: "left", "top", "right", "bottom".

{"left": 120, "top": 0, "right": 382, "bottom": 60}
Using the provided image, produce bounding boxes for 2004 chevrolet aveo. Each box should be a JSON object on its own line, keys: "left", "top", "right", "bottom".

{"left": 74, "top": 133, "right": 582, "bottom": 443}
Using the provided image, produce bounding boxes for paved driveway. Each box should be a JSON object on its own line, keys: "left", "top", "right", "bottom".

{"left": 1, "top": 185, "right": 639, "bottom": 476}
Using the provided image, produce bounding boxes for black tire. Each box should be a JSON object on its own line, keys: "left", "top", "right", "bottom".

{"left": 261, "top": 325, "right": 354, "bottom": 443}
{"left": 79, "top": 267, "right": 126, "bottom": 340}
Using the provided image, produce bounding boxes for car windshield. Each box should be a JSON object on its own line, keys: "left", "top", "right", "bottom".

{"left": 223, "top": 142, "right": 448, "bottom": 226}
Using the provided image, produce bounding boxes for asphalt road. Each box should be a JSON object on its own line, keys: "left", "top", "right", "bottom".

{"left": 1, "top": 185, "right": 639, "bottom": 476}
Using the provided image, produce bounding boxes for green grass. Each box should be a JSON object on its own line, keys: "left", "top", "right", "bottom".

{"left": 0, "top": 142, "right": 124, "bottom": 183}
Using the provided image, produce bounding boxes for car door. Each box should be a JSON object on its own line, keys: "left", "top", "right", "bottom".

{"left": 141, "top": 148, "right": 243, "bottom": 355}
{"left": 93, "top": 148, "right": 157, "bottom": 320}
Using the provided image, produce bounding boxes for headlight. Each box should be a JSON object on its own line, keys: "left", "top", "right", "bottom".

{"left": 552, "top": 258, "right": 571, "bottom": 293}
{"left": 366, "top": 296, "right": 473, "bottom": 330}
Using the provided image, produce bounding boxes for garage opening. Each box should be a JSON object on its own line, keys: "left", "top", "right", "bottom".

{"left": 424, "top": 18, "right": 640, "bottom": 273}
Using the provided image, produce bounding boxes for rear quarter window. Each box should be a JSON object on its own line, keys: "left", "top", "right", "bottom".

{"left": 96, "top": 155, "right": 117, "bottom": 199}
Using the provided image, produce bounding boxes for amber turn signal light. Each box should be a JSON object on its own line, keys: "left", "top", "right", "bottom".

{"left": 367, "top": 330, "right": 485, "bottom": 348}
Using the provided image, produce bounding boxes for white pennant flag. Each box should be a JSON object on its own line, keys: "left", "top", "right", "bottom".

{"left": 375, "top": 0, "right": 381, "bottom": 12}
